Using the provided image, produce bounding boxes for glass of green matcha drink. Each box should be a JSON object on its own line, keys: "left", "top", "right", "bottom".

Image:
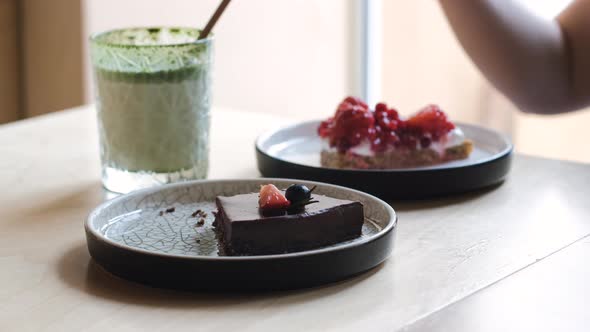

{"left": 90, "top": 27, "right": 212, "bottom": 193}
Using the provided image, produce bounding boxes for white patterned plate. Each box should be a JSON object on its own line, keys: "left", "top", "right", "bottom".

{"left": 86, "top": 178, "right": 396, "bottom": 291}
{"left": 256, "top": 121, "right": 513, "bottom": 199}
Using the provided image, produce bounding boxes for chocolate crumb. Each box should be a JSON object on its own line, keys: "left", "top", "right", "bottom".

{"left": 202, "top": 213, "right": 208, "bottom": 217}
{"left": 197, "top": 219, "right": 205, "bottom": 226}
{"left": 196, "top": 239, "right": 201, "bottom": 243}
{"left": 191, "top": 209, "right": 204, "bottom": 217}
{"left": 159, "top": 211, "right": 164, "bottom": 216}
{"left": 165, "top": 207, "right": 175, "bottom": 213}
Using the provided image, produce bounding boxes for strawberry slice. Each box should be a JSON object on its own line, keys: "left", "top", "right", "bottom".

{"left": 258, "top": 184, "right": 291, "bottom": 210}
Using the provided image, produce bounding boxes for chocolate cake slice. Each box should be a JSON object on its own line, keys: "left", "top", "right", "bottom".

{"left": 214, "top": 193, "right": 364, "bottom": 256}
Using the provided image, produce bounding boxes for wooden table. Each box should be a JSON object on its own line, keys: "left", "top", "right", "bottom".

{"left": 1, "top": 106, "right": 589, "bottom": 331}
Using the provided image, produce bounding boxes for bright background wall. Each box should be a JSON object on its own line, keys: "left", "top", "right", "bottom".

{"left": 1, "top": 0, "right": 589, "bottom": 163}
{"left": 83, "top": 0, "right": 359, "bottom": 120}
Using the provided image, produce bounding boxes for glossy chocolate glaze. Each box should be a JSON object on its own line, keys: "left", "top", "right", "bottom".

{"left": 214, "top": 193, "right": 364, "bottom": 255}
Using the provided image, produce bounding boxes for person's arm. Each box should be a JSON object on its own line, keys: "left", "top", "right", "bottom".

{"left": 558, "top": 0, "right": 590, "bottom": 112}
{"left": 439, "top": 0, "right": 590, "bottom": 114}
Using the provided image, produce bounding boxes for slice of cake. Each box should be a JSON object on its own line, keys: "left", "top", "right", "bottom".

{"left": 213, "top": 184, "right": 364, "bottom": 256}
{"left": 318, "top": 97, "right": 474, "bottom": 169}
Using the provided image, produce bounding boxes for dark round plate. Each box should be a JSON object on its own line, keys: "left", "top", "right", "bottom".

{"left": 256, "top": 121, "right": 513, "bottom": 199}
{"left": 85, "top": 179, "right": 396, "bottom": 291}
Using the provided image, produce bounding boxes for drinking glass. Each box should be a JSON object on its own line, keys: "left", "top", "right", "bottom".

{"left": 90, "top": 27, "right": 213, "bottom": 193}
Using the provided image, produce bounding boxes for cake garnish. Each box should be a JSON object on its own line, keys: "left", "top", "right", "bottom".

{"left": 318, "top": 97, "right": 472, "bottom": 169}
{"left": 318, "top": 97, "right": 374, "bottom": 153}
{"left": 318, "top": 97, "right": 457, "bottom": 152}
{"left": 258, "top": 184, "right": 319, "bottom": 214}
{"left": 400, "top": 104, "right": 455, "bottom": 146}
{"left": 285, "top": 184, "right": 319, "bottom": 212}
{"left": 258, "top": 184, "right": 291, "bottom": 211}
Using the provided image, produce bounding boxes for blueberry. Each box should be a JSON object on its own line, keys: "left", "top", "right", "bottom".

{"left": 285, "top": 184, "right": 311, "bottom": 204}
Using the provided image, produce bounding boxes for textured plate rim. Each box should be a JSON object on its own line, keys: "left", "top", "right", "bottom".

{"left": 86, "top": 178, "right": 397, "bottom": 261}
{"left": 255, "top": 120, "right": 514, "bottom": 172}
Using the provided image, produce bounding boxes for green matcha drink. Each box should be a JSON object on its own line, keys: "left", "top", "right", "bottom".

{"left": 90, "top": 27, "right": 212, "bottom": 193}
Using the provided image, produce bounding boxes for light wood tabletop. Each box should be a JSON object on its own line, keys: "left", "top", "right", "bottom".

{"left": 1, "top": 105, "right": 589, "bottom": 331}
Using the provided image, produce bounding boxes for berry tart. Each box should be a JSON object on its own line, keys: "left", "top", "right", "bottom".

{"left": 318, "top": 97, "right": 474, "bottom": 169}
{"left": 213, "top": 184, "right": 364, "bottom": 256}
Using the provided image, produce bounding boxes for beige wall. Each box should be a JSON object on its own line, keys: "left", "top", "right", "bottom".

{"left": 381, "top": 1, "right": 491, "bottom": 125}
{"left": 514, "top": 112, "right": 590, "bottom": 163}
{"left": 83, "top": 0, "right": 358, "bottom": 120}
{"left": 0, "top": 0, "right": 20, "bottom": 123}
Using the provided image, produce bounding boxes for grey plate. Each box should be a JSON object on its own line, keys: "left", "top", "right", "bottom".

{"left": 256, "top": 121, "right": 513, "bottom": 199}
{"left": 85, "top": 178, "right": 396, "bottom": 291}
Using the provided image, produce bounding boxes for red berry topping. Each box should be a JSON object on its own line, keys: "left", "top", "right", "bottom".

{"left": 327, "top": 96, "right": 375, "bottom": 152}
{"left": 318, "top": 117, "right": 334, "bottom": 138}
{"left": 404, "top": 104, "right": 455, "bottom": 140}
{"left": 318, "top": 98, "right": 455, "bottom": 153}
{"left": 371, "top": 102, "right": 400, "bottom": 151}
{"left": 319, "top": 96, "right": 373, "bottom": 142}
{"left": 336, "top": 96, "right": 368, "bottom": 115}
{"left": 258, "top": 184, "right": 290, "bottom": 210}
{"left": 374, "top": 102, "right": 400, "bottom": 130}
{"left": 420, "top": 136, "right": 432, "bottom": 148}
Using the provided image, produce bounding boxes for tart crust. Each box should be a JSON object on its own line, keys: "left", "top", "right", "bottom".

{"left": 320, "top": 140, "right": 474, "bottom": 169}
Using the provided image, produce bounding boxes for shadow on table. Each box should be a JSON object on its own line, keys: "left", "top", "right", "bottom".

{"left": 57, "top": 243, "right": 383, "bottom": 308}
{"left": 391, "top": 182, "right": 505, "bottom": 212}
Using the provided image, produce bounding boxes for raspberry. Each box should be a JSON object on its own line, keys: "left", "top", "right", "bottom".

{"left": 329, "top": 97, "right": 375, "bottom": 152}
{"left": 404, "top": 104, "right": 455, "bottom": 140}
{"left": 318, "top": 96, "right": 371, "bottom": 142}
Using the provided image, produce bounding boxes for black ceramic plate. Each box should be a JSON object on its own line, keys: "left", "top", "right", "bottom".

{"left": 85, "top": 179, "right": 396, "bottom": 291}
{"left": 256, "top": 121, "right": 513, "bottom": 199}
